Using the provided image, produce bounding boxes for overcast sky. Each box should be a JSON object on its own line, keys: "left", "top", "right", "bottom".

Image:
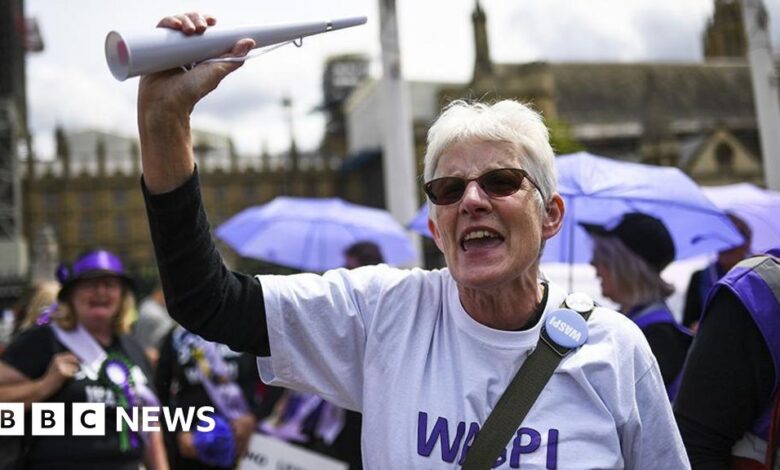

{"left": 23, "top": 0, "right": 780, "bottom": 160}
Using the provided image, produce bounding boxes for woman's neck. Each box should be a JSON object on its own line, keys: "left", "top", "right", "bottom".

{"left": 458, "top": 273, "right": 544, "bottom": 331}
{"left": 83, "top": 323, "right": 113, "bottom": 346}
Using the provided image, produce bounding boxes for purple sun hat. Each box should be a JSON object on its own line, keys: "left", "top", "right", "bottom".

{"left": 56, "top": 249, "right": 135, "bottom": 300}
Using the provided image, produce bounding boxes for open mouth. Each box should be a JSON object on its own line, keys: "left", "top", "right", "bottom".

{"left": 460, "top": 229, "right": 504, "bottom": 251}
{"left": 88, "top": 299, "right": 112, "bottom": 310}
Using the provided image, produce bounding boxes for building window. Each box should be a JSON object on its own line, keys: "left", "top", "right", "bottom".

{"left": 715, "top": 142, "right": 734, "bottom": 171}
{"left": 79, "top": 192, "right": 93, "bottom": 209}
{"left": 43, "top": 192, "right": 58, "bottom": 211}
{"left": 305, "top": 178, "right": 318, "bottom": 197}
{"left": 244, "top": 185, "right": 255, "bottom": 201}
{"left": 80, "top": 217, "right": 94, "bottom": 242}
{"left": 115, "top": 215, "right": 128, "bottom": 237}
{"left": 113, "top": 190, "right": 127, "bottom": 207}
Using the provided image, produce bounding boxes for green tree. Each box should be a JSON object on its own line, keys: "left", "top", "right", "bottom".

{"left": 547, "top": 118, "right": 583, "bottom": 155}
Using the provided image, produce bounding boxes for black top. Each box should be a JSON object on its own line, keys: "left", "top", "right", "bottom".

{"left": 0, "top": 325, "right": 151, "bottom": 469}
{"left": 155, "top": 327, "right": 260, "bottom": 469}
{"left": 642, "top": 322, "right": 691, "bottom": 387}
{"left": 682, "top": 268, "right": 707, "bottom": 329}
{"left": 682, "top": 265, "right": 728, "bottom": 330}
{"left": 674, "top": 288, "right": 775, "bottom": 469}
{"left": 156, "top": 327, "right": 259, "bottom": 412}
{"left": 142, "top": 170, "right": 271, "bottom": 356}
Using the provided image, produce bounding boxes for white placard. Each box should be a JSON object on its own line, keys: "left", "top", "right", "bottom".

{"left": 238, "top": 433, "right": 349, "bottom": 470}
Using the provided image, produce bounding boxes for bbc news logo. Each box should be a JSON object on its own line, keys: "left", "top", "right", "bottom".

{"left": 0, "top": 403, "right": 215, "bottom": 436}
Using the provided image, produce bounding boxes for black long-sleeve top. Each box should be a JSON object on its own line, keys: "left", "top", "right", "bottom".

{"left": 142, "top": 168, "right": 270, "bottom": 356}
{"left": 682, "top": 268, "right": 707, "bottom": 329}
{"left": 674, "top": 288, "right": 775, "bottom": 469}
{"left": 642, "top": 322, "right": 690, "bottom": 387}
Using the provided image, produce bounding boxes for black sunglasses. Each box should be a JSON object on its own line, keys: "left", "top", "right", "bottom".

{"left": 424, "top": 168, "right": 542, "bottom": 205}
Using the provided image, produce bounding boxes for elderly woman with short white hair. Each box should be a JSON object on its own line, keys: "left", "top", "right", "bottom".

{"left": 136, "top": 12, "right": 689, "bottom": 469}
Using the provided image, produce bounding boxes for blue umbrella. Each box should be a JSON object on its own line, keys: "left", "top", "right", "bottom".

{"left": 216, "top": 196, "right": 416, "bottom": 272}
{"left": 409, "top": 152, "right": 743, "bottom": 265}
{"left": 408, "top": 204, "right": 431, "bottom": 237}
{"left": 544, "top": 152, "right": 743, "bottom": 265}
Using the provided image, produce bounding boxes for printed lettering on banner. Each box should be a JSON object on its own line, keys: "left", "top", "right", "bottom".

{"left": 238, "top": 433, "right": 348, "bottom": 470}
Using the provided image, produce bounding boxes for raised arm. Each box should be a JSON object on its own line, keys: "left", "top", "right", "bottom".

{"left": 138, "top": 12, "right": 254, "bottom": 194}
{"left": 139, "top": 13, "right": 270, "bottom": 356}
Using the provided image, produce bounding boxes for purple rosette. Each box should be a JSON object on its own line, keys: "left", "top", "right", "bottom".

{"left": 193, "top": 414, "right": 236, "bottom": 468}
{"left": 99, "top": 355, "right": 139, "bottom": 451}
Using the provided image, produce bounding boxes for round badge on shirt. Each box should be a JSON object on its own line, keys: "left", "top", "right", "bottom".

{"left": 545, "top": 308, "right": 588, "bottom": 349}
{"left": 563, "top": 292, "right": 595, "bottom": 314}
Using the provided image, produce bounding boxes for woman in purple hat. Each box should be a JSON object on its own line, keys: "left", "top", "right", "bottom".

{"left": 0, "top": 249, "right": 168, "bottom": 470}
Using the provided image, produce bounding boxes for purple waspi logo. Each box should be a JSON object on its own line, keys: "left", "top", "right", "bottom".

{"left": 416, "top": 412, "right": 559, "bottom": 468}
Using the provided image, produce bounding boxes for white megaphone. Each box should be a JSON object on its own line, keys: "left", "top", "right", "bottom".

{"left": 105, "top": 16, "right": 367, "bottom": 81}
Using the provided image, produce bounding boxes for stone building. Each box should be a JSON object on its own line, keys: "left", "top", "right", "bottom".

{"left": 21, "top": 128, "right": 342, "bottom": 284}
{"left": 337, "top": 0, "right": 768, "bottom": 266}
{"left": 20, "top": 51, "right": 376, "bottom": 285}
{"left": 344, "top": 0, "right": 767, "bottom": 192}
{"left": 464, "top": 0, "right": 765, "bottom": 186}
{"left": 1, "top": 0, "right": 41, "bottom": 306}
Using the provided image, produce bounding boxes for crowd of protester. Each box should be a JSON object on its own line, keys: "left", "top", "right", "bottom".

{"left": 0, "top": 11, "right": 777, "bottom": 468}
{"left": 0, "top": 242, "right": 375, "bottom": 469}
{"left": 2, "top": 234, "right": 776, "bottom": 469}
{"left": 0, "top": 157, "right": 777, "bottom": 470}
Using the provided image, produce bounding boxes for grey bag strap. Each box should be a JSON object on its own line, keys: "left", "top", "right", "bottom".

{"left": 736, "top": 255, "right": 780, "bottom": 304}
{"left": 461, "top": 293, "right": 594, "bottom": 470}
{"left": 732, "top": 254, "right": 780, "bottom": 469}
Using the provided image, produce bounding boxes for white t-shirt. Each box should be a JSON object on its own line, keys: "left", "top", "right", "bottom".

{"left": 257, "top": 265, "right": 689, "bottom": 469}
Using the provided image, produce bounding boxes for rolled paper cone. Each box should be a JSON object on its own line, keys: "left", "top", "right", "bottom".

{"left": 105, "top": 16, "right": 367, "bottom": 81}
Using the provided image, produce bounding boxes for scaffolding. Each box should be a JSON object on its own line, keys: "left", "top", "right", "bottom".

{"left": 0, "top": 99, "right": 19, "bottom": 242}
{"left": 0, "top": 0, "right": 29, "bottom": 305}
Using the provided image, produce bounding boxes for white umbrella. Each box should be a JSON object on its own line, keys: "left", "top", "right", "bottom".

{"left": 702, "top": 183, "right": 780, "bottom": 254}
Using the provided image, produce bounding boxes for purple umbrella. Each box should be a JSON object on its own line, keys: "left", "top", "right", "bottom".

{"left": 408, "top": 204, "right": 430, "bottom": 237}
{"left": 545, "top": 152, "right": 743, "bottom": 265}
{"left": 409, "top": 152, "right": 744, "bottom": 266}
{"left": 216, "top": 197, "right": 416, "bottom": 272}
